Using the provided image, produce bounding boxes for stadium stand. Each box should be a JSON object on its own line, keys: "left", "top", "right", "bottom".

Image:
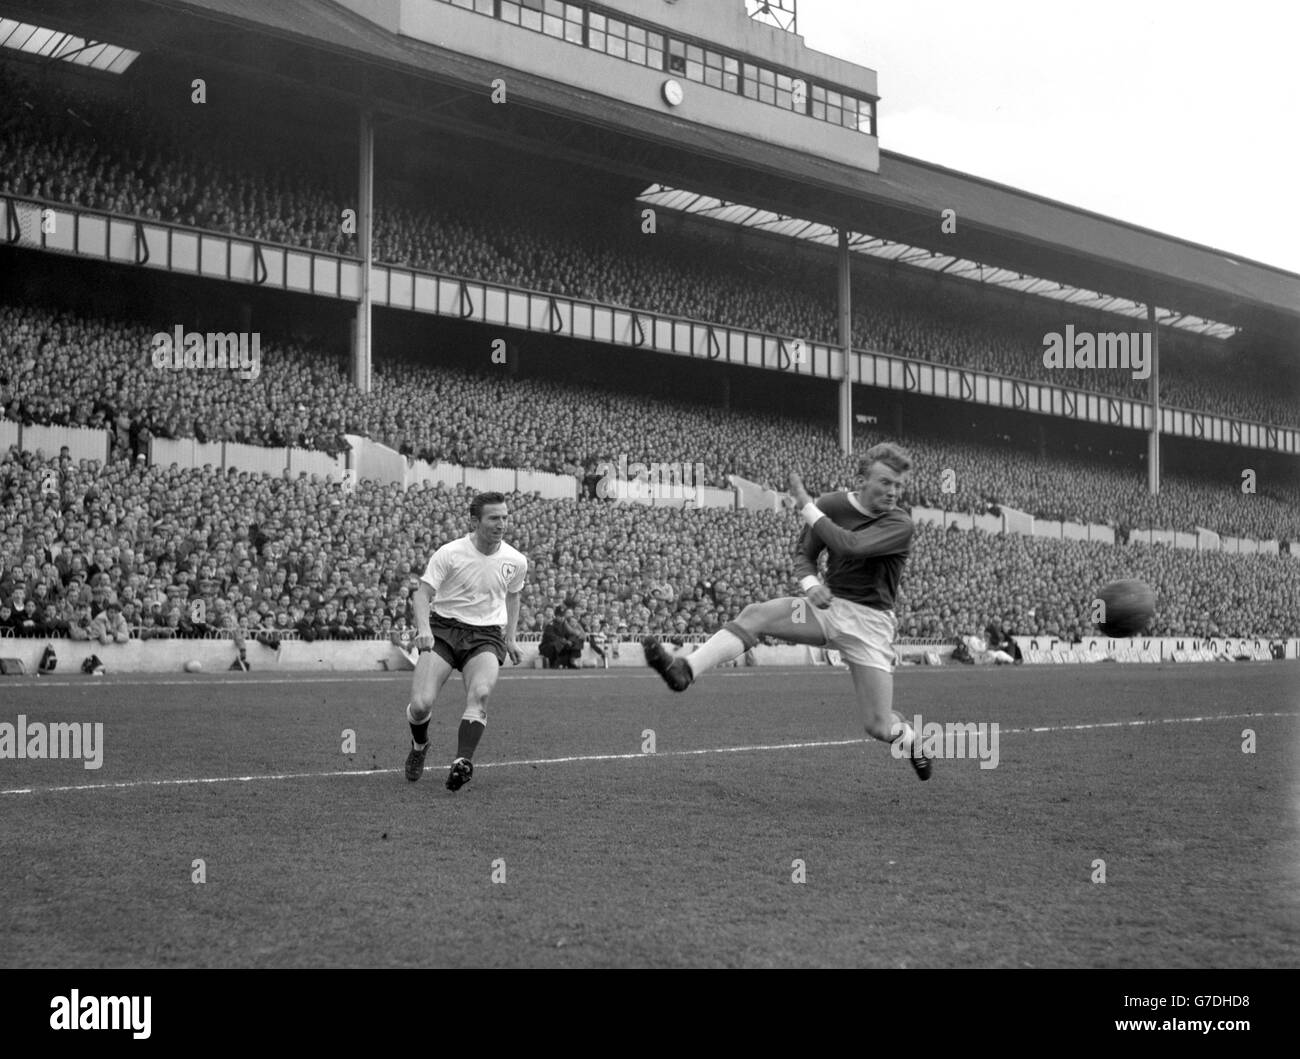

{"left": 2, "top": 448, "right": 1298, "bottom": 643}
{"left": 3, "top": 63, "right": 1297, "bottom": 428}
{"left": 3, "top": 60, "right": 1297, "bottom": 651}
{"left": 3, "top": 302, "right": 1298, "bottom": 541}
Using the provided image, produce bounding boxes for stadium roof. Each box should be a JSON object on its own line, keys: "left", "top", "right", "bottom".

{"left": 10, "top": 0, "right": 1300, "bottom": 339}
{"left": 0, "top": 16, "right": 138, "bottom": 72}
{"left": 639, "top": 184, "right": 1237, "bottom": 340}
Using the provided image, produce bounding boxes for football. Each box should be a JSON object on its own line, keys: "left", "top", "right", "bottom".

{"left": 1095, "top": 579, "right": 1156, "bottom": 637}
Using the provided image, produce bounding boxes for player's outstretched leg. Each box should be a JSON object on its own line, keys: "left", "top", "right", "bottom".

{"left": 642, "top": 636, "right": 698, "bottom": 691}
{"left": 447, "top": 652, "right": 497, "bottom": 791}
{"left": 645, "top": 599, "right": 828, "bottom": 692}
{"left": 446, "top": 757, "right": 473, "bottom": 791}
{"left": 405, "top": 649, "right": 453, "bottom": 782}
{"left": 906, "top": 734, "right": 932, "bottom": 781}
{"left": 405, "top": 715, "right": 431, "bottom": 781}
{"left": 848, "top": 662, "right": 930, "bottom": 780}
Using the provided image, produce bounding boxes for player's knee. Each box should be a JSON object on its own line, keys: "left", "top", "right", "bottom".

{"left": 865, "top": 715, "right": 895, "bottom": 741}
{"left": 862, "top": 706, "right": 901, "bottom": 742}
{"left": 407, "top": 699, "right": 434, "bottom": 723}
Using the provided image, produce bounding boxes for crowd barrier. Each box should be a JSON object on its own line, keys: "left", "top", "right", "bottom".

{"left": 1127, "top": 527, "right": 1281, "bottom": 555}
{"left": 344, "top": 434, "right": 579, "bottom": 500}
{"left": 150, "top": 435, "right": 349, "bottom": 479}
{"left": 912, "top": 505, "right": 1118, "bottom": 545}
{"left": 911, "top": 503, "right": 1297, "bottom": 557}
{"left": 606, "top": 481, "right": 736, "bottom": 509}
{"left": 3, "top": 421, "right": 110, "bottom": 464}
{"left": 1, "top": 633, "right": 1290, "bottom": 674}
{"left": 0, "top": 634, "right": 589, "bottom": 674}
{"left": 729, "top": 473, "right": 784, "bottom": 510}
{"left": 8, "top": 420, "right": 1292, "bottom": 555}
{"left": 1010, "top": 635, "right": 1297, "bottom": 664}
{"left": 0, "top": 635, "right": 977, "bottom": 675}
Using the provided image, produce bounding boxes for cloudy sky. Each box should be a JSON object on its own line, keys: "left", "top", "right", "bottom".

{"left": 795, "top": 0, "right": 1298, "bottom": 275}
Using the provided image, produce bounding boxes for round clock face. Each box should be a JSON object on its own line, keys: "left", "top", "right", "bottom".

{"left": 662, "top": 79, "right": 683, "bottom": 106}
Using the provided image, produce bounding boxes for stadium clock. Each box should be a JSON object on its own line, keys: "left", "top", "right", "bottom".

{"left": 662, "top": 79, "right": 684, "bottom": 107}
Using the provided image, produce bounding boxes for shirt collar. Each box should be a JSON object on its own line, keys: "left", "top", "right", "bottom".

{"left": 846, "top": 491, "right": 873, "bottom": 517}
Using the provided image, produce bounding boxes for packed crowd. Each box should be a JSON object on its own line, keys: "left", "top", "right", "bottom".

{"left": 0, "top": 305, "right": 353, "bottom": 456}
{"left": 0, "top": 66, "right": 351, "bottom": 252}
{"left": 3, "top": 64, "right": 1297, "bottom": 426}
{"left": 4, "top": 302, "right": 1298, "bottom": 541}
{"left": 899, "top": 521, "right": 1300, "bottom": 642}
{"left": 2, "top": 450, "right": 1298, "bottom": 646}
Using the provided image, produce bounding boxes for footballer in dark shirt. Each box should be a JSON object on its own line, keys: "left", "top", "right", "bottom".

{"left": 644, "top": 443, "right": 931, "bottom": 780}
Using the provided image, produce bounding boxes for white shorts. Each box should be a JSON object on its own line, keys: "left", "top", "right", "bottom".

{"left": 808, "top": 597, "right": 896, "bottom": 672}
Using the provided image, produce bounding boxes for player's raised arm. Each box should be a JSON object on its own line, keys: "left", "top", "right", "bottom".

{"left": 807, "top": 506, "right": 912, "bottom": 558}
{"left": 788, "top": 471, "right": 912, "bottom": 558}
{"left": 792, "top": 520, "right": 834, "bottom": 608}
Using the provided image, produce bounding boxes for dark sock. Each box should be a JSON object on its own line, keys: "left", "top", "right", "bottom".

{"left": 410, "top": 718, "right": 430, "bottom": 747}
{"left": 456, "top": 719, "right": 486, "bottom": 760}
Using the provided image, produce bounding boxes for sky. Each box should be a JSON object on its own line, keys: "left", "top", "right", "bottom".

{"left": 794, "top": 0, "right": 1299, "bottom": 276}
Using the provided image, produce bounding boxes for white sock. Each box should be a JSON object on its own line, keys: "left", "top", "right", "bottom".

{"left": 686, "top": 629, "right": 746, "bottom": 678}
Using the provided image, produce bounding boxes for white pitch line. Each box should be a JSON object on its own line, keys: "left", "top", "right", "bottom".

{"left": 0, "top": 738, "right": 866, "bottom": 796}
{"left": 0, "top": 662, "right": 1082, "bottom": 690}
{"left": 1017, "top": 713, "right": 1287, "bottom": 733}
{"left": 11, "top": 662, "right": 1291, "bottom": 690}
{"left": 0, "top": 711, "right": 1291, "bottom": 798}
{"left": 0, "top": 669, "right": 825, "bottom": 689}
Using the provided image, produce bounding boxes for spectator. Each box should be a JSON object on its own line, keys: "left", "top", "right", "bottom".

{"left": 540, "top": 605, "right": 584, "bottom": 669}
{"left": 89, "top": 602, "right": 131, "bottom": 645}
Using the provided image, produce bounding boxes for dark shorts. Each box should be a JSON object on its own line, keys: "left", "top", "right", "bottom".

{"left": 426, "top": 611, "right": 506, "bottom": 671}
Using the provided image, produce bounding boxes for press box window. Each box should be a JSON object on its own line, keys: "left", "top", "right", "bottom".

{"left": 776, "top": 72, "right": 796, "bottom": 110}
{"left": 704, "top": 49, "right": 724, "bottom": 89}
{"left": 646, "top": 31, "right": 664, "bottom": 71}
{"left": 500, "top": 1, "right": 544, "bottom": 30}
{"left": 685, "top": 43, "right": 703, "bottom": 83}
{"left": 723, "top": 55, "right": 740, "bottom": 93}
{"left": 857, "top": 99, "right": 875, "bottom": 134}
{"left": 668, "top": 38, "right": 686, "bottom": 74}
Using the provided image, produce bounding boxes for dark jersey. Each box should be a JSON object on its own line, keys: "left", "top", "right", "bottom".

{"left": 792, "top": 492, "right": 913, "bottom": 611}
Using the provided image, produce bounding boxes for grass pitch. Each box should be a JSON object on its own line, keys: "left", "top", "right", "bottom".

{"left": 2, "top": 663, "right": 1297, "bottom": 968}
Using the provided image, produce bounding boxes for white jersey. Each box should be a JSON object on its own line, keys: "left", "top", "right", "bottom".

{"left": 420, "top": 535, "right": 527, "bottom": 628}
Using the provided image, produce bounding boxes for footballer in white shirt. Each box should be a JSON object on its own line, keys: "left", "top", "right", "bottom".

{"left": 404, "top": 491, "right": 527, "bottom": 791}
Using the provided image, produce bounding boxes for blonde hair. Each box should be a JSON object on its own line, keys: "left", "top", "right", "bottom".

{"left": 858, "top": 442, "right": 912, "bottom": 477}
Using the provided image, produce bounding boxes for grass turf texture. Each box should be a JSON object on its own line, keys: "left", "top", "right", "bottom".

{"left": 1, "top": 664, "right": 1297, "bottom": 968}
